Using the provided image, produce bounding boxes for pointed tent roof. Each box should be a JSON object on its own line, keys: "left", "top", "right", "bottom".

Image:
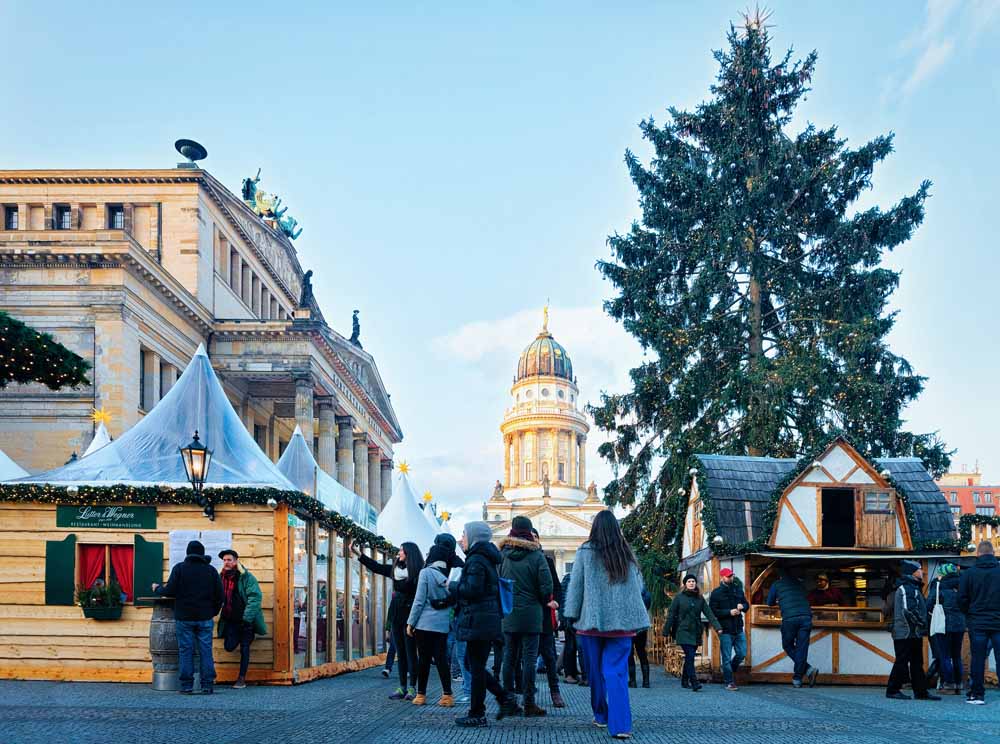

{"left": 0, "top": 449, "right": 28, "bottom": 482}
{"left": 82, "top": 421, "right": 112, "bottom": 458}
{"left": 378, "top": 470, "right": 441, "bottom": 555}
{"left": 277, "top": 426, "right": 377, "bottom": 531}
{"left": 17, "top": 344, "right": 297, "bottom": 489}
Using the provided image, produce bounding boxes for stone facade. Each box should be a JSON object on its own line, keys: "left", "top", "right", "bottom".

{"left": 0, "top": 167, "right": 400, "bottom": 511}
{"left": 487, "top": 315, "right": 603, "bottom": 576}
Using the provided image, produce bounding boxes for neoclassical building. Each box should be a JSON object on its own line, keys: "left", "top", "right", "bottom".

{"left": 487, "top": 313, "right": 603, "bottom": 576}
{"left": 0, "top": 162, "right": 400, "bottom": 511}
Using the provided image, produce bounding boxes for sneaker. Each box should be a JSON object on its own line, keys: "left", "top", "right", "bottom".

{"left": 381, "top": 669, "right": 390, "bottom": 679}
{"left": 456, "top": 716, "right": 488, "bottom": 728}
{"left": 232, "top": 678, "right": 247, "bottom": 689}
{"left": 725, "top": 683, "right": 738, "bottom": 691}
{"left": 389, "top": 687, "right": 406, "bottom": 700}
{"left": 405, "top": 687, "right": 417, "bottom": 701}
{"left": 438, "top": 694, "right": 454, "bottom": 707}
{"left": 412, "top": 693, "right": 427, "bottom": 706}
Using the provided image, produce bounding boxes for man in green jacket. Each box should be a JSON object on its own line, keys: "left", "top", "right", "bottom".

{"left": 217, "top": 549, "right": 267, "bottom": 689}
{"left": 500, "top": 516, "right": 553, "bottom": 717}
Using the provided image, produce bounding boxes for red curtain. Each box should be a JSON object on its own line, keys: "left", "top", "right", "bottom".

{"left": 79, "top": 545, "right": 105, "bottom": 591}
{"left": 110, "top": 545, "right": 135, "bottom": 602}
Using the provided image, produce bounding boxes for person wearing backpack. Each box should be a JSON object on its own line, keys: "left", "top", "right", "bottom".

{"left": 926, "top": 563, "right": 966, "bottom": 694}
{"left": 216, "top": 549, "right": 267, "bottom": 689}
{"left": 885, "top": 560, "right": 940, "bottom": 700}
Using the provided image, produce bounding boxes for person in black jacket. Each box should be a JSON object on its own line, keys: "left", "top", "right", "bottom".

{"left": 531, "top": 529, "right": 565, "bottom": 707}
{"left": 926, "top": 563, "right": 966, "bottom": 694}
{"left": 959, "top": 541, "right": 1000, "bottom": 705}
{"left": 447, "top": 521, "right": 520, "bottom": 728}
{"left": 766, "top": 567, "right": 818, "bottom": 688}
{"left": 354, "top": 539, "right": 424, "bottom": 700}
{"left": 710, "top": 568, "right": 748, "bottom": 690}
{"left": 153, "top": 540, "right": 223, "bottom": 694}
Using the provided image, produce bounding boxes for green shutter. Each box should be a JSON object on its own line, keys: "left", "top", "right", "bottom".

{"left": 44, "top": 534, "right": 77, "bottom": 605}
{"left": 133, "top": 534, "right": 164, "bottom": 607}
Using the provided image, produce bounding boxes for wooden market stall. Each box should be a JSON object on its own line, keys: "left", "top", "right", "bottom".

{"left": 0, "top": 345, "right": 392, "bottom": 684}
{"left": 678, "top": 435, "right": 961, "bottom": 685}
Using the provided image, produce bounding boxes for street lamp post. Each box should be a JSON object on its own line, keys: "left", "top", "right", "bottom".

{"left": 180, "top": 430, "right": 214, "bottom": 520}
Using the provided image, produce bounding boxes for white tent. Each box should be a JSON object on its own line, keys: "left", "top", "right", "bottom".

{"left": 276, "top": 426, "right": 377, "bottom": 531}
{"left": 16, "top": 344, "right": 297, "bottom": 490}
{"left": 0, "top": 449, "right": 28, "bottom": 482}
{"left": 81, "top": 421, "right": 112, "bottom": 458}
{"left": 377, "top": 470, "right": 440, "bottom": 555}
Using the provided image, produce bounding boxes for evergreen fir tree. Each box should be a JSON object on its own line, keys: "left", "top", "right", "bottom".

{"left": 593, "top": 15, "right": 950, "bottom": 549}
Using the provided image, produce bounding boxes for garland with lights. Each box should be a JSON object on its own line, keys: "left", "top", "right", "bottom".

{"left": 0, "top": 483, "right": 395, "bottom": 552}
{"left": 690, "top": 431, "right": 964, "bottom": 557}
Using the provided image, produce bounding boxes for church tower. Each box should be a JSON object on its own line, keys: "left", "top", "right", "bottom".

{"left": 486, "top": 308, "right": 603, "bottom": 576}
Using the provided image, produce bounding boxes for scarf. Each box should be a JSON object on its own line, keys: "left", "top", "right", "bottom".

{"left": 221, "top": 568, "right": 239, "bottom": 620}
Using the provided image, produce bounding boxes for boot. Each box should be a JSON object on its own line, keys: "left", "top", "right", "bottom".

{"left": 641, "top": 663, "right": 650, "bottom": 688}
{"left": 550, "top": 689, "right": 566, "bottom": 708}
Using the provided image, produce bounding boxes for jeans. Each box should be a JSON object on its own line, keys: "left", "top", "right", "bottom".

{"left": 970, "top": 629, "right": 1000, "bottom": 697}
{"left": 502, "top": 632, "right": 540, "bottom": 704}
{"left": 680, "top": 643, "right": 698, "bottom": 685}
{"left": 929, "top": 631, "right": 963, "bottom": 685}
{"left": 579, "top": 635, "right": 633, "bottom": 737}
{"left": 390, "top": 615, "right": 418, "bottom": 689}
{"left": 538, "top": 632, "right": 560, "bottom": 691}
{"left": 719, "top": 631, "right": 747, "bottom": 685}
{"left": 415, "top": 629, "right": 452, "bottom": 695}
{"left": 222, "top": 621, "right": 255, "bottom": 679}
{"left": 887, "top": 637, "right": 928, "bottom": 697}
{"left": 467, "top": 640, "right": 508, "bottom": 718}
{"left": 176, "top": 618, "right": 215, "bottom": 691}
{"left": 780, "top": 616, "right": 812, "bottom": 680}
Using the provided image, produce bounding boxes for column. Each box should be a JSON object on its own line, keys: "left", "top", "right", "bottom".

{"left": 294, "top": 376, "right": 314, "bottom": 448}
{"left": 317, "top": 398, "right": 337, "bottom": 475}
{"left": 353, "top": 435, "right": 369, "bottom": 499}
{"left": 368, "top": 450, "right": 381, "bottom": 510}
{"left": 569, "top": 432, "right": 577, "bottom": 487}
{"left": 141, "top": 350, "right": 161, "bottom": 411}
{"left": 512, "top": 433, "right": 521, "bottom": 487}
{"left": 380, "top": 459, "right": 393, "bottom": 509}
{"left": 579, "top": 436, "right": 587, "bottom": 487}
{"left": 336, "top": 416, "right": 355, "bottom": 490}
{"left": 503, "top": 435, "right": 511, "bottom": 487}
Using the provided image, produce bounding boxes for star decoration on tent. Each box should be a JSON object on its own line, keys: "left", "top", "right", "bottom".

{"left": 398, "top": 461, "right": 410, "bottom": 475}
{"left": 91, "top": 406, "right": 111, "bottom": 426}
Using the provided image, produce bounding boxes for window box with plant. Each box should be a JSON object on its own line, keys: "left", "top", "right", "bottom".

{"left": 75, "top": 579, "right": 125, "bottom": 620}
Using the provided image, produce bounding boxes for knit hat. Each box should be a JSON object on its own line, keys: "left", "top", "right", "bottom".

{"left": 900, "top": 560, "right": 921, "bottom": 576}
{"left": 464, "top": 521, "right": 492, "bottom": 546}
{"left": 937, "top": 562, "right": 959, "bottom": 577}
{"left": 186, "top": 540, "right": 205, "bottom": 557}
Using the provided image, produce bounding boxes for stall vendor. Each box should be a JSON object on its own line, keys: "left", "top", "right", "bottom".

{"left": 807, "top": 573, "right": 845, "bottom": 606}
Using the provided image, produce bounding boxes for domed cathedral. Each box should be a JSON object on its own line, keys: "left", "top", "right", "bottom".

{"left": 486, "top": 307, "right": 603, "bottom": 577}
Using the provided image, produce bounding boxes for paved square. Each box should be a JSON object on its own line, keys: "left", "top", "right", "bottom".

{"left": 0, "top": 666, "right": 998, "bottom": 743}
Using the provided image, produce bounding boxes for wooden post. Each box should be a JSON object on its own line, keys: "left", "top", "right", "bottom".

{"left": 343, "top": 538, "right": 353, "bottom": 662}
{"left": 273, "top": 504, "right": 293, "bottom": 674}
{"left": 306, "top": 520, "right": 317, "bottom": 668}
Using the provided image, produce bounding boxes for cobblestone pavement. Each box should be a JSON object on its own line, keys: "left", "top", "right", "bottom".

{"left": 1, "top": 666, "right": 999, "bottom": 744}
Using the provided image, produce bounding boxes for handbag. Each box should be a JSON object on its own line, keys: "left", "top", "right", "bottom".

{"left": 498, "top": 577, "right": 515, "bottom": 617}
{"left": 929, "top": 581, "right": 947, "bottom": 637}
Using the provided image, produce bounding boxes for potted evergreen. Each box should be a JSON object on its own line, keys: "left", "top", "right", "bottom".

{"left": 76, "top": 579, "right": 125, "bottom": 620}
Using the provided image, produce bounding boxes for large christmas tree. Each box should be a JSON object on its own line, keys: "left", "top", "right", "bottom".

{"left": 593, "top": 16, "right": 950, "bottom": 551}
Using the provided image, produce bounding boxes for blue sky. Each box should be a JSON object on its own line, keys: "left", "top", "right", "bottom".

{"left": 3, "top": 1, "right": 998, "bottom": 523}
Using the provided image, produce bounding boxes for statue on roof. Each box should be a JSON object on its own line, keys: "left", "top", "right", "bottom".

{"left": 298, "top": 270, "right": 314, "bottom": 309}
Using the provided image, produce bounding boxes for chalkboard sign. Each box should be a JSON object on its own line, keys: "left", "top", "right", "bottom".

{"left": 56, "top": 505, "right": 157, "bottom": 530}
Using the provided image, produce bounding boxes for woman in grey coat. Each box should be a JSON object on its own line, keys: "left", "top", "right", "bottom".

{"left": 564, "top": 510, "right": 650, "bottom": 740}
{"left": 407, "top": 543, "right": 455, "bottom": 706}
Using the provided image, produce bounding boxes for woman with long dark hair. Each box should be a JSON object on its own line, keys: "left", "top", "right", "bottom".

{"left": 354, "top": 540, "right": 424, "bottom": 699}
{"left": 564, "top": 510, "right": 650, "bottom": 740}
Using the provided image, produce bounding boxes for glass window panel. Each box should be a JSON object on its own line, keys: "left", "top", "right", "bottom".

{"left": 315, "top": 526, "right": 330, "bottom": 665}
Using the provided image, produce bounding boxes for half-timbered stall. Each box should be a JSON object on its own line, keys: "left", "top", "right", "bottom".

{"left": 0, "top": 345, "right": 392, "bottom": 684}
{"left": 679, "top": 435, "right": 960, "bottom": 685}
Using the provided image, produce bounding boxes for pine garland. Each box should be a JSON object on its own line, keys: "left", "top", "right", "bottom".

{"left": 0, "top": 483, "right": 395, "bottom": 551}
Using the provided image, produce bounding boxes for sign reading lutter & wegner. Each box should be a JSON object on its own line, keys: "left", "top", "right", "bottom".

{"left": 56, "top": 505, "right": 157, "bottom": 529}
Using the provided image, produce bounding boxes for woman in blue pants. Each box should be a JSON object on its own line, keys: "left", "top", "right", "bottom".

{"left": 563, "top": 511, "right": 651, "bottom": 740}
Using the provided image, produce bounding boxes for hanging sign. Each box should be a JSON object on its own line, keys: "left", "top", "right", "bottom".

{"left": 56, "top": 504, "right": 157, "bottom": 530}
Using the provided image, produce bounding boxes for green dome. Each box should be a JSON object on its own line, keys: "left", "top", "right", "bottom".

{"left": 516, "top": 331, "right": 574, "bottom": 381}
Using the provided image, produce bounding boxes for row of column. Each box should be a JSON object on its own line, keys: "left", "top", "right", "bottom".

{"left": 295, "top": 377, "right": 392, "bottom": 511}
{"left": 504, "top": 428, "right": 586, "bottom": 489}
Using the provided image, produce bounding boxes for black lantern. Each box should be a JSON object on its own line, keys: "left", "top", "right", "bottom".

{"left": 180, "top": 430, "right": 214, "bottom": 519}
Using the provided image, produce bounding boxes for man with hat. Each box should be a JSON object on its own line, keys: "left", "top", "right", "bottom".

{"left": 217, "top": 548, "right": 267, "bottom": 689}
{"left": 153, "top": 540, "right": 223, "bottom": 694}
{"left": 886, "top": 560, "right": 940, "bottom": 700}
{"left": 710, "top": 568, "right": 748, "bottom": 690}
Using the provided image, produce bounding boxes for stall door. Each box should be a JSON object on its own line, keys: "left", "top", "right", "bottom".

{"left": 855, "top": 490, "right": 896, "bottom": 548}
